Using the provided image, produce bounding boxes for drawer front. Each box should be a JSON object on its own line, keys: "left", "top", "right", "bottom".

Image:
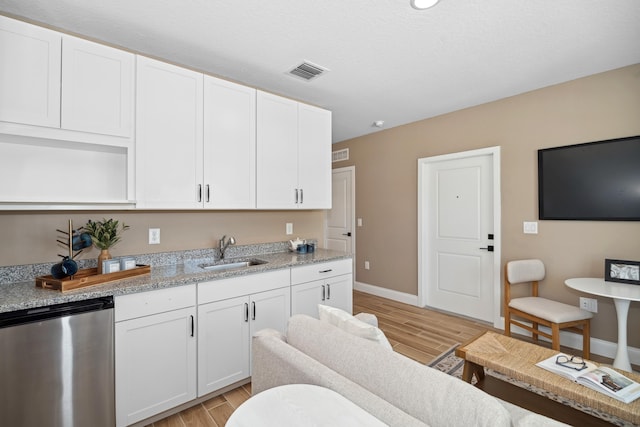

{"left": 198, "top": 269, "right": 290, "bottom": 304}
{"left": 290, "top": 259, "right": 352, "bottom": 284}
{"left": 115, "top": 284, "right": 196, "bottom": 322}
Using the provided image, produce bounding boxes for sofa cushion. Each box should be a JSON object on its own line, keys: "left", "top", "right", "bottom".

{"left": 287, "top": 314, "right": 512, "bottom": 427}
{"left": 318, "top": 304, "right": 392, "bottom": 350}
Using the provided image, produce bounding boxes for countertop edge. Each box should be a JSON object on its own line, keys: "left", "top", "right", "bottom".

{"left": 0, "top": 250, "right": 352, "bottom": 313}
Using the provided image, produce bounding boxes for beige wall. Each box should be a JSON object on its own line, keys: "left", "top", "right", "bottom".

{"left": 333, "top": 64, "right": 640, "bottom": 346}
{"left": 0, "top": 210, "right": 325, "bottom": 266}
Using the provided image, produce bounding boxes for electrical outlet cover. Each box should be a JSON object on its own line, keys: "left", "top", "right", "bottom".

{"left": 149, "top": 228, "right": 160, "bottom": 244}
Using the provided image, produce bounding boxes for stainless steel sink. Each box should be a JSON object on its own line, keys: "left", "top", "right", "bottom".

{"left": 199, "top": 258, "right": 267, "bottom": 272}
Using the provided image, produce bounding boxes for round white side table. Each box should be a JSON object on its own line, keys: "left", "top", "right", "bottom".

{"left": 565, "top": 278, "right": 640, "bottom": 372}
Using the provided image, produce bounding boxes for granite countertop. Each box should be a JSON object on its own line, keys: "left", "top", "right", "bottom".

{"left": 0, "top": 247, "right": 351, "bottom": 314}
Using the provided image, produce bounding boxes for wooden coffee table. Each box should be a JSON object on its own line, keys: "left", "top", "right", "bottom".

{"left": 456, "top": 331, "right": 640, "bottom": 426}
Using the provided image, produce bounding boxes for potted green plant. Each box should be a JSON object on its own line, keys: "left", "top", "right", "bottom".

{"left": 83, "top": 218, "right": 129, "bottom": 274}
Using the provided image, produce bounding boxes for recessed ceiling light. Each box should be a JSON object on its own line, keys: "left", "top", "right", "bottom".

{"left": 373, "top": 121, "right": 385, "bottom": 128}
{"left": 410, "top": 0, "right": 440, "bottom": 10}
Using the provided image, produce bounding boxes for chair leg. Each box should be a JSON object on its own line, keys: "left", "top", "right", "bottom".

{"left": 505, "top": 312, "right": 511, "bottom": 337}
{"left": 582, "top": 320, "right": 591, "bottom": 359}
{"left": 532, "top": 322, "right": 539, "bottom": 343}
{"left": 551, "top": 324, "right": 561, "bottom": 351}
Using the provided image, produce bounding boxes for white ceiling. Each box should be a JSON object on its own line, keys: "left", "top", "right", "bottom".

{"left": 1, "top": 0, "right": 639, "bottom": 143}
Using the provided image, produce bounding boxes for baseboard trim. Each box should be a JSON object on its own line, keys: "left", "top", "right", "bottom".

{"left": 354, "top": 281, "right": 419, "bottom": 306}
{"left": 355, "top": 282, "right": 640, "bottom": 366}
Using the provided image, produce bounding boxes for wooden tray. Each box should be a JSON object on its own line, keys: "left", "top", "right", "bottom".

{"left": 35, "top": 264, "right": 151, "bottom": 292}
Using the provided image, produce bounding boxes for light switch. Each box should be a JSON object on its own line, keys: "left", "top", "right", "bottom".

{"left": 286, "top": 223, "right": 293, "bottom": 235}
{"left": 523, "top": 221, "right": 538, "bottom": 234}
{"left": 357, "top": 218, "right": 363, "bottom": 227}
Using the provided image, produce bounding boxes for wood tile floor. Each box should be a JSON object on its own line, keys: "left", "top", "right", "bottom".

{"left": 148, "top": 290, "right": 610, "bottom": 427}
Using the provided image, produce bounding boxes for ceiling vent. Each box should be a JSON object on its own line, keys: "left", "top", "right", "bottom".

{"left": 332, "top": 148, "right": 349, "bottom": 163}
{"left": 288, "top": 61, "right": 328, "bottom": 81}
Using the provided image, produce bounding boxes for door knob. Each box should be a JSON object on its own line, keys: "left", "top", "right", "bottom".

{"left": 342, "top": 232, "right": 352, "bottom": 236}
{"left": 479, "top": 245, "right": 494, "bottom": 252}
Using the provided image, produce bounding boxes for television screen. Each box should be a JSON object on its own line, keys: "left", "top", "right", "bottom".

{"left": 538, "top": 136, "right": 640, "bottom": 221}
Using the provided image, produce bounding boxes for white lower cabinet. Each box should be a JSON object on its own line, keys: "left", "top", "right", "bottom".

{"left": 291, "top": 259, "right": 354, "bottom": 318}
{"left": 197, "top": 270, "right": 290, "bottom": 396}
{"left": 291, "top": 273, "right": 353, "bottom": 317}
{"left": 114, "top": 285, "right": 197, "bottom": 427}
{"left": 113, "top": 262, "right": 350, "bottom": 425}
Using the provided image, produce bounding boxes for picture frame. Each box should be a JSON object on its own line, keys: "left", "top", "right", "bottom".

{"left": 605, "top": 259, "right": 640, "bottom": 285}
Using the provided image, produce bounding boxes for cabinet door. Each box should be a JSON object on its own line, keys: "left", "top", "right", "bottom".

{"left": 291, "top": 280, "right": 325, "bottom": 318}
{"left": 203, "top": 76, "right": 256, "bottom": 208}
{"left": 325, "top": 273, "right": 354, "bottom": 314}
{"left": 0, "top": 16, "right": 61, "bottom": 128}
{"left": 136, "top": 56, "right": 204, "bottom": 208}
{"left": 256, "top": 91, "right": 298, "bottom": 209}
{"left": 249, "top": 287, "right": 291, "bottom": 375}
{"left": 249, "top": 287, "right": 290, "bottom": 336}
{"left": 298, "top": 103, "right": 332, "bottom": 208}
{"left": 115, "top": 306, "right": 196, "bottom": 427}
{"left": 61, "top": 36, "right": 134, "bottom": 137}
{"left": 197, "top": 296, "right": 250, "bottom": 396}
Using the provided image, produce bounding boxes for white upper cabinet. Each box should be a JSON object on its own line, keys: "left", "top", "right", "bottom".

{"left": 0, "top": 16, "right": 134, "bottom": 141}
{"left": 0, "top": 16, "right": 61, "bottom": 128}
{"left": 256, "top": 91, "right": 332, "bottom": 209}
{"left": 203, "top": 76, "right": 256, "bottom": 209}
{"left": 256, "top": 91, "right": 299, "bottom": 209}
{"left": 61, "top": 35, "right": 134, "bottom": 137}
{"left": 298, "top": 102, "right": 332, "bottom": 209}
{"left": 0, "top": 16, "right": 134, "bottom": 208}
{"left": 136, "top": 55, "right": 204, "bottom": 209}
{"left": 0, "top": 16, "right": 332, "bottom": 210}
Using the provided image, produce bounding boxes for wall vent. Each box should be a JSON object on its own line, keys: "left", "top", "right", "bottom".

{"left": 288, "top": 61, "right": 329, "bottom": 81}
{"left": 332, "top": 148, "right": 349, "bottom": 163}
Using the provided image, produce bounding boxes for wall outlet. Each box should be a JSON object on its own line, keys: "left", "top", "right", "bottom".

{"left": 523, "top": 221, "right": 538, "bottom": 234}
{"left": 286, "top": 223, "right": 293, "bottom": 235}
{"left": 580, "top": 297, "right": 598, "bottom": 313}
{"left": 364, "top": 261, "right": 370, "bottom": 270}
{"left": 149, "top": 228, "right": 160, "bottom": 245}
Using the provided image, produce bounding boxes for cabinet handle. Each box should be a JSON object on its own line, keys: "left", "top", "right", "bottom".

{"left": 294, "top": 188, "right": 299, "bottom": 204}
{"left": 206, "top": 184, "right": 210, "bottom": 203}
{"left": 197, "top": 184, "right": 202, "bottom": 202}
{"left": 321, "top": 285, "right": 326, "bottom": 301}
{"left": 244, "top": 303, "right": 249, "bottom": 322}
{"left": 252, "top": 301, "right": 256, "bottom": 320}
{"left": 326, "top": 284, "right": 331, "bottom": 300}
{"left": 319, "top": 269, "right": 333, "bottom": 274}
{"left": 190, "top": 315, "right": 194, "bottom": 337}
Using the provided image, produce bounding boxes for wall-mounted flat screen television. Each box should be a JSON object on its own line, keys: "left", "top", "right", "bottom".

{"left": 538, "top": 135, "right": 640, "bottom": 221}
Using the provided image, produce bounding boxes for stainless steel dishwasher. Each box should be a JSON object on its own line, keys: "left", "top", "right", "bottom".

{"left": 0, "top": 296, "right": 115, "bottom": 427}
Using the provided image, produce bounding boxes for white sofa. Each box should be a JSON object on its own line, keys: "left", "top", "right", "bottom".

{"left": 252, "top": 314, "right": 568, "bottom": 427}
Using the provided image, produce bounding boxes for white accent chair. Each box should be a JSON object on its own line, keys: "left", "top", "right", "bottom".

{"left": 504, "top": 259, "right": 593, "bottom": 358}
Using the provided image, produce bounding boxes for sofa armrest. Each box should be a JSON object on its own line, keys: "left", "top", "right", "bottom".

{"left": 251, "top": 329, "right": 427, "bottom": 427}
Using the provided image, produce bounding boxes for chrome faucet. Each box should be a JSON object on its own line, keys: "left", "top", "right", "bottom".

{"left": 219, "top": 235, "right": 236, "bottom": 259}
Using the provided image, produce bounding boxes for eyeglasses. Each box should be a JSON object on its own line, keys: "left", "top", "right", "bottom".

{"left": 555, "top": 355, "right": 587, "bottom": 371}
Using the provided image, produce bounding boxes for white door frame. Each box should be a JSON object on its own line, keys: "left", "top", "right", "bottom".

{"left": 417, "top": 146, "right": 502, "bottom": 328}
{"left": 325, "top": 166, "right": 356, "bottom": 256}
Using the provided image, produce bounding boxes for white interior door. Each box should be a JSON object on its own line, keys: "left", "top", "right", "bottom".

{"left": 418, "top": 147, "right": 501, "bottom": 324}
{"left": 325, "top": 167, "right": 354, "bottom": 253}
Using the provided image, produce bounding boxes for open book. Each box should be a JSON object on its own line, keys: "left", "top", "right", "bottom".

{"left": 536, "top": 353, "right": 640, "bottom": 404}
